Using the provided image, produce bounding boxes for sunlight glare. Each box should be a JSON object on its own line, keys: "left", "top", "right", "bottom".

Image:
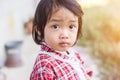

{"left": 78, "top": 0, "right": 109, "bottom": 8}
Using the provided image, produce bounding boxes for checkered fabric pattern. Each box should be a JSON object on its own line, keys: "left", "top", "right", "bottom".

{"left": 30, "top": 42, "right": 92, "bottom": 80}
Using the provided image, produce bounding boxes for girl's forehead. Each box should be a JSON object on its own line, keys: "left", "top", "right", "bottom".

{"left": 51, "top": 7, "right": 78, "bottom": 20}
{"left": 52, "top": 7, "right": 70, "bottom": 15}
{"left": 46, "top": 7, "right": 78, "bottom": 24}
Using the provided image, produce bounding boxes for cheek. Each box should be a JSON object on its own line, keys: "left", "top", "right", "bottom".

{"left": 44, "top": 31, "right": 57, "bottom": 42}
{"left": 73, "top": 34, "right": 77, "bottom": 40}
{"left": 44, "top": 31, "right": 50, "bottom": 40}
{"left": 72, "top": 32, "right": 78, "bottom": 42}
{"left": 72, "top": 30, "right": 78, "bottom": 37}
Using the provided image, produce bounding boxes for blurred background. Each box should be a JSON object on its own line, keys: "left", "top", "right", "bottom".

{"left": 0, "top": 0, "right": 120, "bottom": 80}
{"left": 78, "top": 0, "right": 120, "bottom": 80}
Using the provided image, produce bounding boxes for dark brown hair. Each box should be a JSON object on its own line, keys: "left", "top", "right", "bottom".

{"left": 32, "top": 0, "right": 84, "bottom": 45}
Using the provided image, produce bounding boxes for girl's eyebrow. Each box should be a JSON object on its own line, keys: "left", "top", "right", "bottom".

{"left": 50, "top": 18, "right": 77, "bottom": 22}
{"left": 50, "top": 18, "right": 63, "bottom": 22}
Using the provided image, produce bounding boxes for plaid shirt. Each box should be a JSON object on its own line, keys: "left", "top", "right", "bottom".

{"left": 30, "top": 42, "right": 92, "bottom": 80}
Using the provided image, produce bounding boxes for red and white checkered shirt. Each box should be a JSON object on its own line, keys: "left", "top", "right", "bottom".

{"left": 30, "top": 42, "right": 92, "bottom": 80}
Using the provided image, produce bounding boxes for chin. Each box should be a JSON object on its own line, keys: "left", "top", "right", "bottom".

{"left": 58, "top": 48, "right": 69, "bottom": 52}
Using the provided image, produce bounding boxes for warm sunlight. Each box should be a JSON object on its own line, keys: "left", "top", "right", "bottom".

{"left": 77, "top": 0, "right": 120, "bottom": 79}
{"left": 78, "top": 0, "right": 109, "bottom": 8}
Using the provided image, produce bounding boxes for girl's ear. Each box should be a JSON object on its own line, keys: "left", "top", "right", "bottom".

{"left": 36, "top": 30, "right": 42, "bottom": 41}
{"left": 35, "top": 26, "right": 41, "bottom": 36}
{"left": 37, "top": 31, "right": 41, "bottom": 36}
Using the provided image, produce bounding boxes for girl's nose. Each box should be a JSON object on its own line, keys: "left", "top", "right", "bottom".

{"left": 59, "top": 30, "right": 69, "bottom": 39}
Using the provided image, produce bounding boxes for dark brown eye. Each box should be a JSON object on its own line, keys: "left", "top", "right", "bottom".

{"left": 69, "top": 25, "right": 76, "bottom": 29}
{"left": 52, "top": 25, "right": 60, "bottom": 29}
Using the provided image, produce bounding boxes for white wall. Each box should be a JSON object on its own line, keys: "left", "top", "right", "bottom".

{"left": 0, "top": 0, "right": 39, "bottom": 66}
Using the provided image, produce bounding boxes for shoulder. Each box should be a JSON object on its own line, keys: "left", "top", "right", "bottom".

{"left": 30, "top": 53, "right": 56, "bottom": 80}
{"left": 34, "top": 53, "right": 53, "bottom": 68}
{"left": 31, "top": 52, "right": 62, "bottom": 79}
{"left": 31, "top": 53, "right": 55, "bottom": 75}
{"left": 33, "top": 51, "right": 62, "bottom": 70}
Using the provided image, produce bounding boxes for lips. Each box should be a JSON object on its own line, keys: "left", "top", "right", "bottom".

{"left": 59, "top": 42, "right": 69, "bottom": 47}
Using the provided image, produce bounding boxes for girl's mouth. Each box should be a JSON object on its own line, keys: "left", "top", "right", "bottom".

{"left": 59, "top": 42, "right": 69, "bottom": 47}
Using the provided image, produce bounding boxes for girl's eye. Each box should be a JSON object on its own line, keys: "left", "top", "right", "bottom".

{"left": 52, "top": 25, "right": 60, "bottom": 29}
{"left": 69, "top": 25, "right": 76, "bottom": 29}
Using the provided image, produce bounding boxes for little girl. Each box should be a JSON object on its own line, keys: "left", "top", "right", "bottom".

{"left": 30, "top": 0, "right": 92, "bottom": 80}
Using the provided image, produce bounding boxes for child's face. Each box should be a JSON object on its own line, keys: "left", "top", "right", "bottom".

{"left": 44, "top": 7, "right": 78, "bottom": 52}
